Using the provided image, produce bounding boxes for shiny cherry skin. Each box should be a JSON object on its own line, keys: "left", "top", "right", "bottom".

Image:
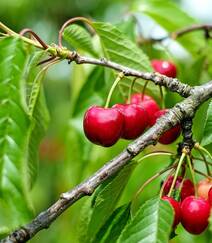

{"left": 163, "top": 176, "right": 195, "bottom": 201}
{"left": 162, "top": 196, "right": 181, "bottom": 228}
{"left": 129, "top": 94, "right": 160, "bottom": 126}
{"left": 197, "top": 178, "right": 212, "bottom": 200}
{"left": 83, "top": 106, "right": 124, "bottom": 147}
{"left": 208, "top": 187, "right": 212, "bottom": 205}
{"left": 151, "top": 59, "right": 177, "bottom": 78}
{"left": 181, "top": 196, "right": 211, "bottom": 234}
{"left": 113, "top": 104, "right": 148, "bottom": 139}
{"left": 149, "top": 109, "right": 181, "bottom": 144}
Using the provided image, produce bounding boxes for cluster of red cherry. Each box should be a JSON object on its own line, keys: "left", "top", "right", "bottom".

{"left": 162, "top": 177, "right": 212, "bottom": 234}
{"left": 83, "top": 60, "right": 179, "bottom": 147}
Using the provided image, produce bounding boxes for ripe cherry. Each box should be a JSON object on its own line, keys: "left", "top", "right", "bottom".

{"left": 151, "top": 59, "right": 177, "bottom": 78}
{"left": 197, "top": 178, "right": 212, "bottom": 200}
{"left": 208, "top": 187, "right": 212, "bottom": 205}
{"left": 113, "top": 104, "right": 148, "bottom": 139}
{"left": 163, "top": 176, "right": 194, "bottom": 201}
{"left": 162, "top": 196, "right": 181, "bottom": 228}
{"left": 149, "top": 109, "right": 181, "bottom": 144}
{"left": 129, "top": 94, "right": 160, "bottom": 125}
{"left": 181, "top": 196, "right": 211, "bottom": 234}
{"left": 83, "top": 106, "right": 123, "bottom": 147}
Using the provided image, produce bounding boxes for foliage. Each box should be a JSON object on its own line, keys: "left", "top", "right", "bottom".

{"left": 0, "top": 0, "right": 211, "bottom": 242}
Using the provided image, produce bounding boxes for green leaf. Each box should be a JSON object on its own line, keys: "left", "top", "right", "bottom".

{"left": 92, "top": 203, "right": 131, "bottom": 243}
{"left": 202, "top": 101, "right": 212, "bottom": 146}
{"left": 93, "top": 22, "right": 151, "bottom": 72}
{"left": 63, "top": 24, "right": 98, "bottom": 57}
{"left": 117, "top": 197, "right": 174, "bottom": 243}
{"left": 0, "top": 37, "right": 33, "bottom": 228}
{"left": 92, "top": 22, "right": 161, "bottom": 99}
{"left": 133, "top": 0, "right": 204, "bottom": 55}
{"left": 25, "top": 51, "right": 50, "bottom": 187}
{"left": 77, "top": 161, "right": 136, "bottom": 243}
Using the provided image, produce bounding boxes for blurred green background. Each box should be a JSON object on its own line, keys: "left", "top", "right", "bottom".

{"left": 1, "top": 0, "right": 212, "bottom": 242}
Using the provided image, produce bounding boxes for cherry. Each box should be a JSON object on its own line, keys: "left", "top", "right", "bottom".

{"left": 83, "top": 106, "right": 123, "bottom": 147}
{"left": 208, "top": 187, "right": 212, "bottom": 205}
{"left": 181, "top": 196, "right": 210, "bottom": 234}
{"left": 163, "top": 176, "right": 195, "bottom": 201}
{"left": 113, "top": 104, "right": 148, "bottom": 139}
{"left": 151, "top": 59, "right": 177, "bottom": 78}
{"left": 197, "top": 178, "right": 212, "bottom": 200}
{"left": 149, "top": 109, "right": 181, "bottom": 144}
{"left": 129, "top": 94, "right": 160, "bottom": 125}
{"left": 162, "top": 196, "right": 181, "bottom": 228}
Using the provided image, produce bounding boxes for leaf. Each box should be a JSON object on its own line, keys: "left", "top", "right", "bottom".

{"left": 0, "top": 37, "right": 33, "bottom": 228}
{"left": 63, "top": 24, "right": 98, "bottom": 57}
{"left": 93, "top": 22, "right": 151, "bottom": 72}
{"left": 25, "top": 51, "right": 50, "bottom": 187}
{"left": 201, "top": 101, "right": 212, "bottom": 146}
{"left": 92, "top": 203, "right": 131, "bottom": 243}
{"left": 77, "top": 161, "right": 136, "bottom": 243}
{"left": 117, "top": 197, "right": 174, "bottom": 243}
{"left": 92, "top": 22, "right": 161, "bottom": 99}
{"left": 133, "top": 0, "right": 204, "bottom": 55}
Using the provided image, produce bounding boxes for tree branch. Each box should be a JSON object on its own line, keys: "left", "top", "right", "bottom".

{"left": 137, "top": 24, "right": 212, "bottom": 44}
{"left": 2, "top": 81, "right": 212, "bottom": 243}
{"left": 0, "top": 21, "right": 193, "bottom": 98}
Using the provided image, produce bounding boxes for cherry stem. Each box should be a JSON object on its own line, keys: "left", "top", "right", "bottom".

{"left": 135, "top": 164, "right": 176, "bottom": 198}
{"left": 58, "top": 17, "right": 94, "bottom": 47}
{"left": 137, "top": 151, "right": 174, "bottom": 164}
{"left": 194, "top": 144, "right": 212, "bottom": 176}
{"left": 127, "top": 78, "right": 137, "bottom": 104}
{"left": 186, "top": 155, "right": 197, "bottom": 196}
{"left": 19, "top": 28, "right": 48, "bottom": 49}
{"left": 167, "top": 152, "right": 186, "bottom": 197}
{"left": 159, "top": 165, "right": 177, "bottom": 198}
{"left": 141, "top": 80, "right": 149, "bottom": 100}
{"left": 159, "top": 85, "right": 165, "bottom": 109}
{"left": 192, "top": 156, "right": 212, "bottom": 166}
{"left": 194, "top": 169, "right": 212, "bottom": 180}
{"left": 195, "top": 149, "right": 211, "bottom": 176}
{"left": 105, "top": 72, "right": 124, "bottom": 108}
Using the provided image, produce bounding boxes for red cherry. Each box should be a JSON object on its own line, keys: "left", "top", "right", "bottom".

{"left": 151, "top": 59, "right": 177, "bottom": 78}
{"left": 83, "top": 106, "right": 123, "bottom": 147}
{"left": 163, "top": 176, "right": 195, "bottom": 201}
{"left": 181, "top": 196, "right": 210, "bottom": 234}
{"left": 149, "top": 109, "right": 181, "bottom": 144}
{"left": 197, "top": 178, "right": 212, "bottom": 200}
{"left": 113, "top": 104, "right": 148, "bottom": 139}
{"left": 162, "top": 196, "right": 181, "bottom": 228}
{"left": 208, "top": 187, "right": 212, "bottom": 205}
{"left": 130, "top": 94, "right": 160, "bottom": 126}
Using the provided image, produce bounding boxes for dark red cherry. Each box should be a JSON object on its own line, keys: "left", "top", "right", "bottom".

{"left": 83, "top": 106, "right": 123, "bottom": 147}
{"left": 113, "top": 104, "right": 148, "bottom": 140}
{"left": 130, "top": 94, "right": 160, "bottom": 126}
{"left": 151, "top": 59, "right": 177, "bottom": 78}
{"left": 163, "top": 176, "right": 195, "bottom": 201}
{"left": 149, "top": 109, "right": 181, "bottom": 144}
{"left": 181, "top": 196, "right": 210, "bottom": 234}
{"left": 162, "top": 196, "right": 181, "bottom": 228}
